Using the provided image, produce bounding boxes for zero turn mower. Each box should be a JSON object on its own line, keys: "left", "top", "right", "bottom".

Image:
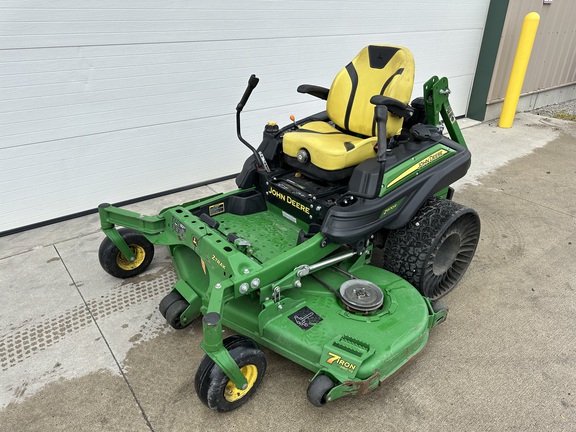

{"left": 97, "top": 45, "right": 480, "bottom": 412}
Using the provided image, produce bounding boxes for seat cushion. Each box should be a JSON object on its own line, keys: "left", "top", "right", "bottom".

{"left": 283, "top": 121, "right": 377, "bottom": 171}
{"left": 327, "top": 45, "right": 414, "bottom": 138}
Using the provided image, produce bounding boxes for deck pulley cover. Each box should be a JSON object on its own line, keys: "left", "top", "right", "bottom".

{"left": 339, "top": 279, "right": 384, "bottom": 313}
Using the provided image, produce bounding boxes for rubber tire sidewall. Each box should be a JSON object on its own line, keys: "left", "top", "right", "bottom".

{"left": 195, "top": 336, "right": 261, "bottom": 404}
{"left": 195, "top": 343, "right": 266, "bottom": 412}
{"left": 159, "top": 291, "right": 185, "bottom": 318}
{"left": 382, "top": 198, "right": 480, "bottom": 299}
{"left": 307, "top": 374, "right": 335, "bottom": 407}
{"left": 98, "top": 228, "right": 155, "bottom": 278}
{"left": 165, "top": 299, "right": 189, "bottom": 330}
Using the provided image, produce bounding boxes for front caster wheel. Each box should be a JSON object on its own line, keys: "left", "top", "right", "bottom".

{"left": 383, "top": 198, "right": 480, "bottom": 300}
{"left": 307, "top": 374, "right": 335, "bottom": 407}
{"left": 195, "top": 339, "right": 266, "bottom": 412}
{"left": 98, "top": 228, "right": 154, "bottom": 279}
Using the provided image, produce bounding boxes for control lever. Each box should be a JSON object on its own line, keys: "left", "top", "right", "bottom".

{"left": 236, "top": 74, "right": 259, "bottom": 112}
{"left": 374, "top": 104, "right": 389, "bottom": 164}
{"left": 236, "top": 75, "right": 271, "bottom": 172}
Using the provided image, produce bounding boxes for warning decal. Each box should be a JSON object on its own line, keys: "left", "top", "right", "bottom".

{"left": 288, "top": 306, "right": 323, "bottom": 331}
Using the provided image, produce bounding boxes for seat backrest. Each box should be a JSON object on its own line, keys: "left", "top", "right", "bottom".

{"left": 326, "top": 45, "right": 415, "bottom": 138}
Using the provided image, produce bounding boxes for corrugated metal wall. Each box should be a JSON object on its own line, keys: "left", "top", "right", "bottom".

{"left": 488, "top": 0, "right": 576, "bottom": 102}
{"left": 0, "top": 0, "right": 490, "bottom": 233}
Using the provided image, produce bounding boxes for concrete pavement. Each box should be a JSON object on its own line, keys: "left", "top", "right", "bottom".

{"left": 1, "top": 112, "right": 575, "bottom": 431}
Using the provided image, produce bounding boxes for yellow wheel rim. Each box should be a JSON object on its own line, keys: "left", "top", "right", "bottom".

{"left": 116, "top": 245, "right": 146, "bottom": 271}
{"left": 224, "top": 364, "right": 258, "bottom": 402}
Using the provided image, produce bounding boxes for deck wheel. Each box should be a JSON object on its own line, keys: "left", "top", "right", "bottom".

{"left": 165, "top": 300, "right": 190, "bottom": 329}
{"left": 307, "top": 374, "right": 335, "bottom": 407}
{"left": 159, "top": 291, "right": 186, "bottom": 319}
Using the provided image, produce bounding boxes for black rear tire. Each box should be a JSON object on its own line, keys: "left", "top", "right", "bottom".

{"left": 382, "top": 198, "right": 480, "bottom": 299}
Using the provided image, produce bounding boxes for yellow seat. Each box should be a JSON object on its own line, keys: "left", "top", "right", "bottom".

{"left": 283, "top": 45, "right": 415, "bottom": 175}
{"left": 284, "top": 121, "right": 377, "bottom": 171}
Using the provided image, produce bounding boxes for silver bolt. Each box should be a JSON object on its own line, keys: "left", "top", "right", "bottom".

{"left": 241, "top": 383, "right": 248, "bottom": 390}
{"left": 315, "top": 206, "right": 322, "bottom": 211}
{"left": 277, "top": 304, "right": 283, "bottom": 310}
{"left": 215, "top": 283, "right": 222, "bottom": 289}
{"left": 243, "top": 268, "right": 250, "bottom": 275}
{"left": 294, "top": 280, "right": 302, "bottom": 288}
{"left": 239, "top": 283, "right": 249, "bottom": 294}
{"left": 265, "top": 297, "right": 270, "bottom": 301}
{"left": 251, "top": 278, "right": 260, "bottom": 288}
{"left": 309, "top": 215, "right": 313, "bottom": 219}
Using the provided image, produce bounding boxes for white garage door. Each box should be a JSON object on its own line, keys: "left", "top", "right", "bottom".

{"left": 0, "top": 1, "right": 490, "bottom": 233}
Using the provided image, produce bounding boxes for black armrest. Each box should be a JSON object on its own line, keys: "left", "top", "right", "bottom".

{"left": 297, "top": 84, "right": 330, "bottom": 101}
{"left": 370, "top": 95, "right": 413, "bottom": 119}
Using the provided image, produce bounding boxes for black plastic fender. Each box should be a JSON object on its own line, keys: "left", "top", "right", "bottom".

{"left": 321, "top": 146, "right": 471, "bottom": 244}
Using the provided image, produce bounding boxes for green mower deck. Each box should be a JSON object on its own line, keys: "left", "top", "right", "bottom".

{"left": 98, "top": 191, "right": 448, "bottom": 408}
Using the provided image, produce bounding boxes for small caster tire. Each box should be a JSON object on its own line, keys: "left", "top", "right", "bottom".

{"left": 307, "top": 374, "right": 335, "bottom": 407}
{"left": 194, "top": 335, "right": 259, "bottom": 398}
{"left": 159, "top": 291, "right": 185, "bottom": 319}
{"left": 220, "top": 334, "right": 260, "bottom": 351}
{"left": 98, "top": 228, "right": 154, "bottom": 279}
{"left": 431, "top": 299, "right": 448, "bottom": 314}
{"left": 165, "top": 299, "right": 190, "bottom": 330}
{"left": 431, "top": 299, "right": 449, "bottom": 326}
{"left": 195, "top": 341, "right": 266, "bottom": 412}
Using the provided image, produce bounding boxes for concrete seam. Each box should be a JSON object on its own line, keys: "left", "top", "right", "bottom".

{"left": 52, "top": 244, "right": 156, "bottom": 432}
{"left": 498, "top": 191, "right": 575, "bottom": 220}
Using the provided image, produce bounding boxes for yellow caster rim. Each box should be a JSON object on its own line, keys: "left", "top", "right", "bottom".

{"left": 224, "top": 365, "right": 258, "bottom": 402}
{"left": 116, "top": 245, "right": 146, "bottom": 270}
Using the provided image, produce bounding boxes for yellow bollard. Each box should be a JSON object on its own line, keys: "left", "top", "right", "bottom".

{"left": 498, "top": 12, "right": 540, "bottom": 128}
